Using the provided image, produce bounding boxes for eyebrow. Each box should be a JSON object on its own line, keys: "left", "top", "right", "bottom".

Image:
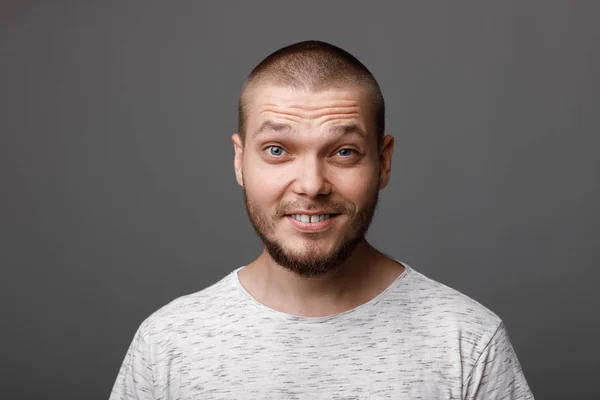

{"left": 330, "top": 122, "right": 367, "bottom": 138}
{"left": 253, "top": 121, "right": 296, "bottom": 138}
{"left": 252, "top": 120, "right": 367, "bottom": 139}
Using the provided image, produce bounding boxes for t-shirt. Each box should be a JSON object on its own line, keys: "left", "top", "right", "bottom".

{"left": 109, "top": 262, "right": 534, "bottom": 399}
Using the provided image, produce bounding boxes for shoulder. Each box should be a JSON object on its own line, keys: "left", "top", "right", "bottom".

{"left": 393, "top": 263, "right": 504, "bottom": 353}
{"left": 136, "top": 269, "right": 241, "bottom": 342}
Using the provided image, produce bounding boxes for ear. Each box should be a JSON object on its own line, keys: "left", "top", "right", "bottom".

{"left": 232, "top": 134, "right": 244, "bottom": 187}
{"left": 378, "top": 135, "right": 394, "bottom": 190}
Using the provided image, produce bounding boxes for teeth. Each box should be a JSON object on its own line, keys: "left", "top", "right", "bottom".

{"left": 292, "top": 214, "right": 331, "bottom": 223}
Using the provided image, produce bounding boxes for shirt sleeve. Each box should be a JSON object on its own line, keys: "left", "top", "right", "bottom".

{"left": 109, "top": 327, "right": 155, "bottom": 400}
{"left": 463, "top": 322, "right": 534, "bottom": 400}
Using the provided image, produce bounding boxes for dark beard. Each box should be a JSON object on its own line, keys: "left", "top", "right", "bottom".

{"left": 243, "top": 188, "right": 379, "bottom": 278}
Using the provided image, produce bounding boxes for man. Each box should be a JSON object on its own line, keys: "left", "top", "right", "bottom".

{"left": 110, "top": 40, "right": 534, "bottom": 399}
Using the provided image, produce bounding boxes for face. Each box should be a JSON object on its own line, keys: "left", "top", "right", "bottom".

{"left": 233, "top": 85, "right": 394, "bottom": 278}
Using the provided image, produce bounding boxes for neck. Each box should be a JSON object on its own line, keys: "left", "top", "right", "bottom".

{"left": 239, "top": 240, "right": 404, "bottom": 317}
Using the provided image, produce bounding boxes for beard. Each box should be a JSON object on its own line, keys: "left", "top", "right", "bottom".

{"left": 243, "top": 184, "right": 380, "bottom": 279}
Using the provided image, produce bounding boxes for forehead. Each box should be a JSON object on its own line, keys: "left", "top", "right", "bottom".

{"left": 244, "top": 85, "right": 374, "bottom": 133}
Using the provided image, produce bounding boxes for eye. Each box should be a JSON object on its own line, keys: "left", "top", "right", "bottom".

{"left": 337, "top": 148, "right": 355, "bottom": 157}
{"left": 265, "top": 145, "right": 287, "bottom": 156}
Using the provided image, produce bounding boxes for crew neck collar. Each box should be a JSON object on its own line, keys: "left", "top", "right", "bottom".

{"left": 230, "top": 261, "right": 412, "bottom": 324}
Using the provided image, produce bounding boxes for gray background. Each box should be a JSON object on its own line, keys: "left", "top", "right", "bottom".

{"left": 1, "top": 1, "right": 598, "bottom": 399}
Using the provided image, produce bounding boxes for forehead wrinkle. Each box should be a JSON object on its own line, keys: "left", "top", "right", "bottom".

{"left": 260, "top": 105, "right": 361, "bottom": 120}
{"left": 260, "top": 110, "right": 303, "bottom": 127}
{"left": 279, "top": 103, "right": 360, "bottom": 113}
{"left": 256, "top": 107, "right": 364, "bottom": 135}
{"left": 253, "top": 118, "right": 367, "bottom": 140}
{"left": 261, "top": 98, "right": 359, "bottom": 107}
{"left": 318, "top": 113, "right": 362, "bottom": 124}
{"left": 259, "top": 108, "right": 304, "bottom": 121}
{"left": 249, "top": 88, "right": 373, "bottom": 138}
{"left": 280, "top": 101, "right": 360, "bottom": 111}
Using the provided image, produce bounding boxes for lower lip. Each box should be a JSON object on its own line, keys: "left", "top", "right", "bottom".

{"left": 286, "top": 215, "right": 338, "bottom": 232}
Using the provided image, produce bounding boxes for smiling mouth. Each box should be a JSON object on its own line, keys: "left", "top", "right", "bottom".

{"left": 287, "top": 214, "right": 341, "bottom": 223}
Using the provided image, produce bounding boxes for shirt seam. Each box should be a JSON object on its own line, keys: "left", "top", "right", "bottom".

{"left": 463, "top": 321, "right": 504, "bottom": 386}
{"left": 141, "top": 323, "right": 157, "bottom": 399}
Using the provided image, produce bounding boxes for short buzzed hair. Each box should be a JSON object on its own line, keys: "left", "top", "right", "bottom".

{"left": 238, "top": 40, "right": 385, "bottom": 148}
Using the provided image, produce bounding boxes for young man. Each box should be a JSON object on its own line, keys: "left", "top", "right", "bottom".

{"left": 110, "top": 41, "right": 534, "bottom": 399}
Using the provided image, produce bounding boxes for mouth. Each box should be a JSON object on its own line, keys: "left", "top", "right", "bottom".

{"left": 284, "top": 213, "right": 341, "bottom": 232}
{"left": 287, "top": 213, "right": 340, "bottom": 223}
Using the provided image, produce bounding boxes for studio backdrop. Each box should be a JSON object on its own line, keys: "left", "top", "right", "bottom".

{"left": 1, "top": 2, "right": 598, "bottom": 399}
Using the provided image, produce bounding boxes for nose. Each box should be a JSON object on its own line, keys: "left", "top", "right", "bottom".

{"left": 292, "top": 156, "right": 331, "bottom": 198}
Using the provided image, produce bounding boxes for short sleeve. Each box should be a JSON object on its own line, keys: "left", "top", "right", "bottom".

{"left": 463, "top": 322, "right": 534, "bottom": 400}
{"left": 109, "top": 327, "right": 155, "bottom": 400}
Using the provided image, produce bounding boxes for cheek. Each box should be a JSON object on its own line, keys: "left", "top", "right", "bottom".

{"left": 330, "top": 167, "right": 379, "bottom": 202}
{"left": 243, "top": 159, "right": 288, "bottom": 206}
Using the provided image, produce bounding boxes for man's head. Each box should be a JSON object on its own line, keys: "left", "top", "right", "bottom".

{"left": 238, "top": 41, "right": 386, "bottom": 148}
{"left": 232, "top": 40, "right": 394, "bottom": 278}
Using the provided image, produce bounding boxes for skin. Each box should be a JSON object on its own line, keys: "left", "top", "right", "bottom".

{"left": 232, "top": 84, "right": 404, "bottom": 317}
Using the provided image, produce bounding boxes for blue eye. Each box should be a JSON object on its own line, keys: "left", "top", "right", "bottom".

{"left": 337, "top": 148, "right": 354, "bottom": 157}
{"left": 266, "top": 146, "right": 286, "bottom": 156}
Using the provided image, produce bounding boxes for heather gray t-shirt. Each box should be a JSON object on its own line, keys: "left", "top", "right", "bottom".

{"left": 110, "top": 262, "right": 534, "bottom": 399}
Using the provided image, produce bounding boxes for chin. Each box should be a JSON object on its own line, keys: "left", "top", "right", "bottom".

{"left": 281, "top": 236, "right": 342, "bottom": 258}
{"left": 264, "top": 234, "right": 364, "bottom": 278}
{"left": 276, "top": 256, "right": 346, "bottom": 278}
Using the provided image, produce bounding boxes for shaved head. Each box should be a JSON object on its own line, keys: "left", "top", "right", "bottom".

{"left": 238, "top": 40, "right": 385, "bottom": 147}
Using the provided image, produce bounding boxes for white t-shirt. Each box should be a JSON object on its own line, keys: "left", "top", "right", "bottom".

{"left": 109, "top": 262, "right": 534, "bottom": 399}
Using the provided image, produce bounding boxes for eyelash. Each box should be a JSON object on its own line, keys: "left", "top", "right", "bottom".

{"left": 264, "top": 146, "right": 357, "bottom": 158}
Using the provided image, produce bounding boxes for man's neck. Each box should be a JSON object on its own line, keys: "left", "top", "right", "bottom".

{"left": 238, "top": 241, "right": 405, "bottom": 317}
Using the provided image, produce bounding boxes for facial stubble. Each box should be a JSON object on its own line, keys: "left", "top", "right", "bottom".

{"left": 242, "top": 181, "right": 380, "bottom": 279}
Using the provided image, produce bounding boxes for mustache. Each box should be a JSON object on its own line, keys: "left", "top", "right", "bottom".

{"left": 275, "top": 201, "right": 354, "bottom": 217}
